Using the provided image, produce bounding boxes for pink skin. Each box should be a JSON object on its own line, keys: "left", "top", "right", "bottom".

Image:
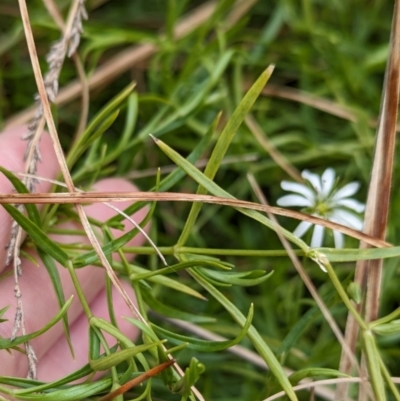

{"left": 0, "top": 126, "right": 145, "bottom": 381}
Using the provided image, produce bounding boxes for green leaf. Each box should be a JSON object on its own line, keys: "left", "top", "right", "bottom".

{"left": 151, "top": 304, "right": 253, "bottom": 352}
{"left": 141, "top": 288, "right": 215, "bottom": 324}
{"left": 0, "top": 297, "right": 72, "bottom": 349}
{"left": 0, "top": 305, "right": 10, "bottom": 324}
{"left": 37, "top": 249, "right": 73, "bottom": 358}
{"left": 320, "top": 246, "right": 400, "bottom": 263}
{"left": 89, "top": 326, "right": 101, "bottom": 363}
{"left": 68, "top": 109, "right": 119, "bottom": 172}
{"left": 13, "top": 378, "right": 112, "bottom": 401}
{"left": 197, "top": 268, "right": 273, "bottom": 287}
{"left": 169, "top": 357, "right": 205, "bottom": 396}
{"left": 90, "top": 341, "right": 165, "bottom": 371}
{"left": 68, "top": 83, "right": 136, "bottom": 172}
{"left": 190, "top": 268, "right": 298, "bottom": 401}
{"left": 372, "top": 320, "right": 400, "bottom": 336}
{"left": 363, "top": 329, "right": 387, "bottom": 401}
{"left": 0, "top": 166, "right": 41, "bottom": 226}
{"left": 347, "top": 282, "right": 362, "bottom": 304}
{"left": 1, "top": 204, "right": 70, "bottom": 267}
{"left": 130, "top": 259, "right": 231, "bottom": 281}
{"left": 178, "top": 67, "right": 274, "bottom": 246}
{"left": 288, "top": 368, "right": 350, "bottom": 386}
{"left": 127, "top": 264, "right": 206, "bottom": 300}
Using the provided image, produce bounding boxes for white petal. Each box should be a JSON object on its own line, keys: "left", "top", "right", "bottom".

{"left": 302, "top": 170, "right": 322, "bottom": 193}
{"left": 281, "top": 181, "right": 315, "bottom": 201}
{"left": 277, "top": 195, "right": 313, "bottom": 207}
{"left": 321, "top": 168, "right": 335, "bottom": 197}
{"left": 331, "top": 209, "right": 363, "bottom": 231}
{"left": 334, "top": 198, "right": 365, "bottom": 213}
{"left": 332, "top": 182, "right": 360, "bottom": 201}
{"left": 333, "top": 230, "right": 344, "bottom": 248}
{"left": 293, "top": 220, "right": 313, "bottom": 238}
{"left": 311, "top": 225, "right": 325, "bottom": 248}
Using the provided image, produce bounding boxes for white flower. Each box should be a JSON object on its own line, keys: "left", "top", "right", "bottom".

{"left": 277, "top": 168, "right": 365, "bottom": 248}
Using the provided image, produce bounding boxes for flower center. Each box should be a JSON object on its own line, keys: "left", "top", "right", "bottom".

{"left": 314, "top": 201, "right": 330, "bottom": 217}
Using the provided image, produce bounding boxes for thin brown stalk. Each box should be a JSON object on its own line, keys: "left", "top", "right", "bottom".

{"left": 16, "top": 0, "right": 87, "bottom": 379}
{"left": 336, "top": 2, "right": 400, "bottom": 400}
{"left": 265, "top": 378, "right": 368, "bottom": 401}
{"left": 17, "top": 5, "right": 199, "bottom": 394}
{"left": 0, "top": 191, "right": 391, "bottom": 249}
{"left": 97, "top": 360, "right": 175, "bottom": 401}
{"left": 255, "top": 83, "right": 400, "bottom": 133}
{"left": 18, "top": 0, "right": 147, "bottom": 379}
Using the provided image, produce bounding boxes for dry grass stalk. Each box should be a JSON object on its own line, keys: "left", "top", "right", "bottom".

{"left": 336, "top": 2, "right": 400, "bottom": 400}
{"left": 0, "top": 190, "right": 391, "bottom": 249}
{"left": 256, "top": 83, "right": 400, "bottom": 133}
{"left": 14, "top": 0, "right": 87, "bottom": 379}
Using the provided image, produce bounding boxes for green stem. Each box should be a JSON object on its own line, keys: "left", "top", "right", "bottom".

{"left": 67, "top": 260, "right": 92, "bottom": 318}
{"left": 316, "top": 252, "right": 367, "bottom": 330}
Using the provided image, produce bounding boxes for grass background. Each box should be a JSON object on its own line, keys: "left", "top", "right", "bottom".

{"left": 0, "top": 1, "right": 399, "bottom": 400}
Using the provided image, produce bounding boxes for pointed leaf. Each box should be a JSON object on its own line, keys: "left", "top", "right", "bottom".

{"left": 0, "top": 166, "right": 41, "bottom": 226}
{"left": 151, "top": 304, "right": 253, "bottom": 352}
{"left": 1, "top": 203, "right": 70, "bottom": 266}
{"left": 0, "top": 297, "right": 72, "bottom": 348}
{"left": 37, "top": 249, "right": 73, "bottom": 358}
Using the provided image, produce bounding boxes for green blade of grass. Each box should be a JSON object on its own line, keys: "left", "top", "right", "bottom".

{"left": 0, "top": 166, "right": 41, "bottom": 226}
{"left": 178, "top": 65, "right": 274, "bottom": 246}
{"left": 151, "top": 304, "right": 253, "bottom": 352}
{"left": 0, "top": 297, "right": 72, "bottom": 349}
{"left": 1, "top": 204, "right": 70, "bottom": 267}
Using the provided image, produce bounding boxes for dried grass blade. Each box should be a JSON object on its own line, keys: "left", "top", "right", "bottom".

{"left": 0, "top": 191, "right": 391, "bottom": 249}
{"left": 337, "top": 2, "right": 400, "bottom": 399}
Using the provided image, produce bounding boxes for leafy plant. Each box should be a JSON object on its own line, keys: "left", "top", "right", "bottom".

{"left": 0, "top": 1, "right": 399, "bottom": 401}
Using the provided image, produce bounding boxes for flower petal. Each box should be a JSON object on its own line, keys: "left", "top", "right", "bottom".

{"left": 281, "top": 181, "right": 315, "bottom": 201}
{"left": 302, "top": 170, "right": 322, "bottom": 193}
{"left": 331, "top": 209, "right": 363, "bottom": 230}
{"left": 334, "top": 198, "right": 365, "bottom": 213}
{"left": 293, "top": 220, "right": 313, "bottom": 238}
{"left": 311, "top": 225, "right": 325, "bottom": 248}
{"left": 277, "top": 195, "right": 313, "bottom": 207}
{"left": 332, "top": 182, "right": 360, "bottom": 201}
{"left": 321, "top": 168, "right": 335, "bottom": 197}
{"left": 333, "top": 230, "right": 344, "bottom": 248}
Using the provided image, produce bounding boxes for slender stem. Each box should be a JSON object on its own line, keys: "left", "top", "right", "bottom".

{"left": 321, "top": 255, "right": 367, "bottom": 330}
{"left": 67, "top": 260, "right": 92, "bottom": 318}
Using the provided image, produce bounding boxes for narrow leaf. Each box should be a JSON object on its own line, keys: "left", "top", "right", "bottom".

{"left": 1, "top": 203, "right": 70, "bottom": 266}
{"left": 90, "top": 341, "right": 165, "bottom": 371}
{"left": 151, "top": 304, "right": 253, "bottom": 352}
{"left": 0, "top": 297, "right": 72, "bottom": 348}
{"left": 0, "top": 166, "right": 41, "bottom": 226}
